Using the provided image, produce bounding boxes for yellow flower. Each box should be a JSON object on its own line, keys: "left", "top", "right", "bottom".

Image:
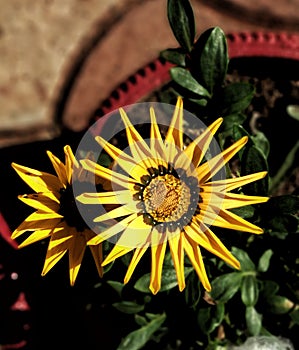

{"left": 11, "top": 145, "right": 103, "bottom": 285}
{"left": 77, "top": 97, "right": 268, "bottom": 294}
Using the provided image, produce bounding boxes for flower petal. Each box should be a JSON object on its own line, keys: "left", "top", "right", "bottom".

{"left": 201, "top": 171, "right": 268, "bottom": 193}
{"left": 18, "top": 228, "right": 53, "bottom": 248}
{"left": 87, "top": 213, "right": 138, "bottom": 245}
{"left": 165, "top": 96, "right": 184, "bottom": 150}
{"left": 168, "top": 229, "right": 185, "bottom": 291}
{"left": 18, "top": 193, "right": 60, "bottom": 212}
{"left": 12, "top": 162, "right": 62, "bottom": 193}
{"left": 184, "top": 220, "right": 240, "bottom": 269}
{"left": 181, "top": 117, "right": 223, "bottom": 168}
{"left": 124, "top": 244, "right": 149, "bottom": 284}
{"left": 202, "top": 207, "right": 264, "bottom": 234}
{"left": 183, "top": 235, "right": 211, "bottom": 291}
{"left": 80, "top": 159, "right": 137, "bottom": 189}
{"left": 64, "top": 145, "right": 79, "bottom": 184}
{"left": 149, "top": 229, "right": 167, "bottom": 294}
{"left": 47, "top": 150, "right": 68, "bottom": 188}
{"left": 68, "top": 228, "right": 86, "bottom": 285}
{"left": 197, "top": 136, "right": 248, "bottom": 183}
{"left": 93, "top": 204, "right": 137, "bottom": 222}
{"left": 77, "top": 190, "right": 132, "bottom": 205}
{"left": 96, "top": 136, "right": 147, "bottom": 180}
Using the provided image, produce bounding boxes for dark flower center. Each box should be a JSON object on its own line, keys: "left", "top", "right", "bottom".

{"left": 59, "top": 181, "right": 99, "bottom": 232}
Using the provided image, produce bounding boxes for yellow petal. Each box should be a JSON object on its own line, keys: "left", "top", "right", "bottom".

{"left": 47, "top": 150, "right": 68, "bottom": 188}
{"left": 149, "top": 229, "right": 167, "bottom": 294}
{"left": 18, "top": 193, "right": 60, "bottom": 212}
{"left": 119, "top": 108, "right": 156, "bottom": 169}
{"left": 12, "top": 211, "right": 62, "bottom": 238}
{"left": 197, "top": 136, "right": 248, "bottom": 183}
{"left": 165, "top": 96, "right": 184, "bottom": 150}
{"left": 183, "top": 235, "right": 211, "bottom": 291}
{"left": 94, "top": 204, "right": 137, "bottom": 222}
{"left": 87, "top": 234, "right": 104, "bottom": 278}
{"left": 80, "top": 159, "right": 137, "bottom": 189}
{"left": 201, "top": 171, "right": 268, "bottom": 193}
{"left": 221, "top": 193, "right": 269, "bottom": 209}
{"left": 18, "top": 228, "right": 53, "bottom": 248}
{"left": 184, "top": 220, "right": 240, "bottom": 270}
{"left": 149, "top": 108, "right": 168, "bottom": 168}
{"left": 124, "top": 245, "right": 149, "bottom": 284}
{"left": 96, "top": 136, "right": 147, "bottom": 180}
{"left": 182, "top": 117, "right": 223, "bottom": 168}
{"left": 87, "top": 213, "right": 138, "bottom": 245}
{"left": 168, "top": 229, "right": 185, "bottom": 291}
{"left": 68, "top": 229, "right": 86, "bottom": 285}
{"left": 202, "top": 207, "right": 264, "bottom": 234}
{"left": 12, "top": 162, "right": 62, "bottom": 193}
{"left": 77, "top": 190, "right": 132, "bottom": 205}
{"left": 64, "top": 145, "right": 79, "bottom": 184}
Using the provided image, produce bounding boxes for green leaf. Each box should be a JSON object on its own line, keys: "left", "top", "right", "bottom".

{"left": 135, "top": 315, "right": 148, "bottom": 327}
{"left": 134, "top": 266, "right": 194, "bottom": 293}
{"left": 194, "top": 27, "right": 228, "bottom": 92}
{"left": 170, "top": 67, "right": 211, "bottom": 97}
{"left": 267, "top": 295, "right": 294, "bottom": 315}
{"left": 241, "top": 275, "right": 259, "bottom": 307}
{"left": 261, "top": 280, "right": 279, "bottom": 298}
{"left": 231, "top": 247, "right": 255, "bottom": 271}
{"left": 264, "top": 195, "right": 299, "bottom": 215}
{"left": 106, "top": 280, "right": 125, "bottom": 297}
{"left": 257, "top": 249, "right": 273, "bottom": 273}
{"left": 230, "top": 205, "right": 255, "bottom": 219}
{"left": 113, "top": 301, "right": 145, "bottom": 314}
{"left": 210, "top": 272, "right": 242, "bottom": 302}
{"left": 245, "top": 306, "right": 262, "bottom": 336}
{"left": 287, "top": 104, "right": 299, "bottom": 121}
{"left": 160, "top": 48, "right": 186, "bottom": 66}
{"left": 197, "top": 303, "right": 225, "bottom": 334}
{"left": 241, "top": 145, "right": 269, "bottom": 196}
{"left": 167, "top": 0, "right": 195, "bottom": 52}
{"left": 268, "top": 214, "right": 298, "bottom": 238}
{"left": 221, "top": 82, "right": 255, "bottom": 115}
{"left": 185, "top": 271, "right": 201, "bottom": 308}
{"left": 98, "top": 153, "right": 112, "bottom": 167}
{"left": 290, "top": 309, "right": 299, "bottom": 325}
{"left": 117, "top": 313, "right": 166, "bottom": 350}
{"left": 251, "top": 131, "right": 270, "bottom": 159}
{"left": 233, "top": 124, "right": 251, "bottom": 141}
{"left": 221, "top": 113, "right": 247, "bottom": 132}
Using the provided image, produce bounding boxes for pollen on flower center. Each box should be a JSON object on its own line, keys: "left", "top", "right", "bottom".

{"left": 143, "top": 174, "right": 183, "bottom": 222}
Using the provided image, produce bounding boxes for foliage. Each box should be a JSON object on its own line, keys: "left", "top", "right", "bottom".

{"left": 103, "top": 0, "right": 299, "bottom": 349}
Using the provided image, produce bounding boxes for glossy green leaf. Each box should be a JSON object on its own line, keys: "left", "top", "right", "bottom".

{"left": 241, "top": 145, "right": 269, "bottom": 196}
{"left": 170, "top": 67, "right": 211, "bottom": 97}
{"left": 196, "top": 27, "right": 228, "bottom": 92}
{"left": 231, "top": 247, "right": 255, "bottom": 271}
{"left": 167, "top": 0, "right": 195, "bottom": 52}
{"left": 261, "top": 280, "right": 279, "bottom": 298}
{"left": 268, "top": 295, "right": 294, "bottom": 315}
{"left": 107, "top": 280, "right": 125, "bottom": 297}
{"left": 287, "top": 104, "right": 299, "bottom": 121}
{"left": 117, "top": 313, "right": 166, "bottom": 350}
{"left": 185, "top": 271, "right": 201, "bottom": 308}
{"left": 290, "top": 309, "right": 299, "bottom": 325}
{"left": 257, "top": 249, "right": 273, "bottom": 273}
{"left": 113, "top": 301, "right": 145, "bottom": 314}
{"left": 210, "top": 272, "right": 242, "bottom": 302}
{"left": 245, "top": 306, "right": 262, "bottom": 336}
{"left": 221, "top": 82, "right": 255, "bottom": 115}
{"left": 230, "top": 205, "right": 255, "bottom": 219}
{"left": 134, "top": 266, "right": 193, "bottom": 293}
{"left": 268, "top": 214, "right": 298, "bottom": 238}
{"left": 252, "top": 131, "right": 270, "bottom": 159}
{"left": 221, "top": 113, "right": 247, "bottom": 132}
{"left": 197, "top": 303, "right": 225, "bottom": 334}
{"left": 160, "top": 48, "right": 186, "bottom": 66}
{"left": 241, "top": 275, "right": 259, "bottom": 307}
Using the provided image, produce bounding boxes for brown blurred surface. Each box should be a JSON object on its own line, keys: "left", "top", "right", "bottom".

{"left": 1, "top": 0, "right": 299, "bottom": 147}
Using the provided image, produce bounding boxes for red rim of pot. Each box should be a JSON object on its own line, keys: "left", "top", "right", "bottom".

{"left": 93, "top": 30, "right": 299, "bottom": 133}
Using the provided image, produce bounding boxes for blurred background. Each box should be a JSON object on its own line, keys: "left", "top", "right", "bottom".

{"left": 1, "top": 0, "right": 299, "bottom": 148}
